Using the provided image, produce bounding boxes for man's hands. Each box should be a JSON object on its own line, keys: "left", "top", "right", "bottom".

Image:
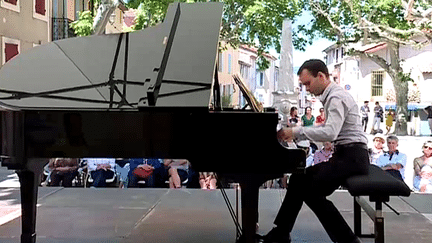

{"left": 96, "top": 163, "right": 111, "bottom": 171}
{"left": 277, "top": 128, "right": 294, "bottom": 142}
{"left": 137, "top": 164, "right": 154, "bottom": 171}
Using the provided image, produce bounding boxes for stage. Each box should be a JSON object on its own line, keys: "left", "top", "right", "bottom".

{"left": 0, "top": 188, "right": 431, "bottom": 242}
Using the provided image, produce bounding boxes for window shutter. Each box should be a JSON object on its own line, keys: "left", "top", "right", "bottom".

{"left": 5, "top": 43, "right": 19, "bottom": 62}
{"left": 5, "top": 0, "right": 18, "bottom": 5}
{"left": 35, "top": 0, "right": 46, "bottom": 15}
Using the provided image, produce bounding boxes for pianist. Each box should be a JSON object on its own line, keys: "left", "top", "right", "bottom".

{"left": 264, "top": 59, "right": 368, "bottom": 243}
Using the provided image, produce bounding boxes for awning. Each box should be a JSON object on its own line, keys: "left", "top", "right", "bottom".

{"left": 384, "top": 103, "right": 428, "bottom": 111}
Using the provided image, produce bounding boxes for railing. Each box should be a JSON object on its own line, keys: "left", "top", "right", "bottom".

{"left": 52, "top": 18, "right": 76, "bottom": 41}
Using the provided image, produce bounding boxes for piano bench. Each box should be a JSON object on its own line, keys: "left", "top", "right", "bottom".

{"left": 344, "top": 164, "right": 411, "bottom": 243}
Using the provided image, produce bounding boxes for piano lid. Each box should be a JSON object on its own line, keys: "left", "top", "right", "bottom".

{"left": 0, "top": 2, "right": 223, "bottom": 110}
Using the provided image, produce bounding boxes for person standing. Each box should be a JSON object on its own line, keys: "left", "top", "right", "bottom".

{"left": 385, "top": 110, "right": 395, "bottom": 135}
{"left": 424, "top": 104, "right": 432, "bottom": 136}
{"left": 264, "top": 59, "right": 367, "bottom": 243}
{"left": 371, "top": 101, "right": 384, "bottom": 134}
{"left": 360, "top": 101, "right": 370, "bottom": 132}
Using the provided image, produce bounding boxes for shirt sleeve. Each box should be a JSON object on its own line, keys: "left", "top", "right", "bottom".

{"left": 293, "top": 97, "right": 345, "bottom": 142}
{"left": 396, "top": 154, "right": 407, "bottom": 168}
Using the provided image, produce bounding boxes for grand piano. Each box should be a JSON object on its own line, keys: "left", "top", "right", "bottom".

{"left": 0, "top": 2, "right": 305, "bottom": 243}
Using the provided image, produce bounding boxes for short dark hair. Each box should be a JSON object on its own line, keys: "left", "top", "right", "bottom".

{"left": 364, "top": 101, "right": 369, "bottom": 104}
{"left": 297, "top": 59, "right": 329, "bottom": 78}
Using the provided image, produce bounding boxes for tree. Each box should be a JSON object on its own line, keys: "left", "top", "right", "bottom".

{"left": 299, "top": 0, "right": 432, "bottom": 135}
{"left": 126, "top": 0, "right": 304, "bottom": 69}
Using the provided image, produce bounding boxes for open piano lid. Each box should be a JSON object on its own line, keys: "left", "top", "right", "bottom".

{"left": 0, "top": 2, "right": 223, "bottom": 110}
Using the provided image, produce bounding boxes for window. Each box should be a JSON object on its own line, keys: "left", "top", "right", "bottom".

{"left": 1, "top": 0, "right": 20, "bottom": 12}
{"left": 371, "top": 70, "right": 384, "bottom": 97}
{"left": 33, "top": 0, "right": 48, "bottom": 21}
{"left": 239, "top": 62, "right": 249, "bottom": 80}
{"left": 228, "top": 54, "right": 232, "bottom": 74}
{"left": 256, "top": 70, "right": 264, "bottom": 87}
{"left": 2, "top": 37, "right": 20, "bottom": 65}
{"left": 336, "top": 49, "right": 339, "bottom": 63}
{"left": 274, "top": 66, "right": 279, "bottom": 88}
{"left": 218, "top": 52, "right": 223, "bottom": 72}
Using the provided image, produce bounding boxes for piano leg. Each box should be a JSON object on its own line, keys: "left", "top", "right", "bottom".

{"left": 17, "top": 169, "right": 39, "bottom": 243}
{"left": 238, "top": 180, "right": 261, "bottom": 243}
{"left": 16, "top": 159, "right": 45, "bottom": 243}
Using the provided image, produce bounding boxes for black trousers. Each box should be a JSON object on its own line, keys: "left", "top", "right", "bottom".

{"left": 362, "top": 117, "right": 368, "bottom": 132}
{"left": 274, "top": 145, "right": 369, "bottom": 243}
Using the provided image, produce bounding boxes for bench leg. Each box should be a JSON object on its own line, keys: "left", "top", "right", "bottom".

{"left": 375, "top": 201, "right": 384, "bottom": 243}
{"left": 354, "top": 197, "right": 362, "bottom": 236}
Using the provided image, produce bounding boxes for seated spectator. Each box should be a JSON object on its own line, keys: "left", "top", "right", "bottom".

{"left": 288, "top": 107, "right": 300, "bottom": 127}
{"left": 86, "top": 158, "right": 116, "bottom": 187}
{"left": 128, "top": 158, "right": 166, "bottom": 188}
{"left": 312, "top": 141, "right": 333, "bottom": 165}
{"left": 48, "top": 158, "right": 79, "bottom": 187}
{"left": 115, "top": 158, "right": 130, "bottom": 188}
{"left": 301, "top": 106, "right": 315, "bottom": 127}
{"left": 164, "top": 159, "right": 189, "bottom": 189}
{"left": 376, "top": 135, "right": 407, "bottom": 181}
{"left": 369, "top": 134, "right": 386, "bottom": 165}
{"left": 315, "top": 107, "right": 326, "bottom": 126}
{"left": 199, "top": 172, "right": 217, "bottom": 190}
{"left": 413, "top": 141, "right": 432, "bottom": 192}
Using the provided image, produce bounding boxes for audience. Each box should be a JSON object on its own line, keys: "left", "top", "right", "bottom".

{"left": 48, "top": 158, "right": 79, "bottom": 187}
{"left": 86, "top": 158, "right": 116, "bottom": 187}
{"left": 369, "top": 134, "right": 386, "bottom": 165}
{"left": 164, "top": 159, "right": 190, "bottom": 189}
{"left": 288, "top": 107, "right": 300, "bottom": 127}
{"left": 301, "top": 106, "right": 315, "bottom": 127}
{"left": 199, "top": 172, "right": 217, "bottom": 190}
{"left": 314, "top": 108, "right": 326, "bottom": 126}
{"left": 128, "top": 158, "right": 166, "bottom": 188}
{"left": 376, "top": 135, "right": 407, "bottom": 181}
{"left": 385, "top": 109, "right": 395, "bottom": 135}
{"left": 413, "top": 141, "right": 432, "bottom": 192}
{"left": 312, "top": 141, "right": 333, "bottom": 165}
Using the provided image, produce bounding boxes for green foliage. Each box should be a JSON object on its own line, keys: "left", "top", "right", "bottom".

{"left": 126, "top": 0, "right": 302, "bottom": 70}
{"left": 70, "top": 11, "right": 94, "bottom": 37}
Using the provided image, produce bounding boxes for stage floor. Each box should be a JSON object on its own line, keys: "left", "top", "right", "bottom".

{"left": 0, "top": 188, "right": 431, "bottom": 243}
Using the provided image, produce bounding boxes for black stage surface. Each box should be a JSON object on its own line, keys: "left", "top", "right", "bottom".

{"left": 1, "top": 188, "right": 432, "bottom": 243}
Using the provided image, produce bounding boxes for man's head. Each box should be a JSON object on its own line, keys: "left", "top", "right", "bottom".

{"left": 373, "top": 134, "right": 385, "bottom": 149}
{"left": 375, "top": 101, "right": 380, "bottom": 106}
{"left": 364, "top": 101, "right": 369, "bottom": 105}
{"left": 387, "top": 135, "right": 399, "bottom": 153}
{"left": 297, "top": 59, "right": 330, "bottom": 96}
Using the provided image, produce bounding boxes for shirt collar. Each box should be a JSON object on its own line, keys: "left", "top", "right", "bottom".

{"left": 319, "top": 82, "right": 335, "bottom": 104}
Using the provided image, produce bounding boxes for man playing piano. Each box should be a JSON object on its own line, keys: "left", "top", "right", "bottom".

{"left": 264, "top": 59, "right": 368, "bottom": 243}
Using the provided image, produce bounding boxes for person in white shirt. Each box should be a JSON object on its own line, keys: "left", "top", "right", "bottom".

{"left": 376, "top": 135, "right": 407, "bottom": 181}
{"left": 86, "top": 158, "right": 116, "bottom": 187}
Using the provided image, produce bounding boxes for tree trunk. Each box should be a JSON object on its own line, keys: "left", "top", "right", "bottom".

{"left": 388, "top": 42, "right": 409, "bottom": 136}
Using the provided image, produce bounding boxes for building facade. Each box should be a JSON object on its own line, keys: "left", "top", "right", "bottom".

{"left": 1, "top": 0, "right": 127, "bottom": 69}
{"left": 1, "top": 0, "right": 51, "bottom": 68}
{"left": 323, "top": 42, "right": 432, "bottom": 135}
{"left": 218, "top": 43, "right": 278, "bottom": 109}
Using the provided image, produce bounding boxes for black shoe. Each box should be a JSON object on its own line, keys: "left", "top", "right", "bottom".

{"left": 262, "top": 227, "right": 291, "bottom": 243}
